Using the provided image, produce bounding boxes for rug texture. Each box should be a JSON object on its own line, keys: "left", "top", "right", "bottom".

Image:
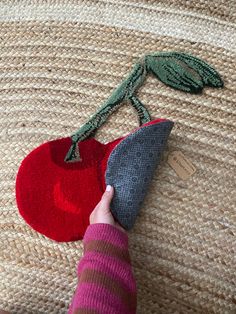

{"left": 0, "top": 1, "right": 235, "bottom": 313}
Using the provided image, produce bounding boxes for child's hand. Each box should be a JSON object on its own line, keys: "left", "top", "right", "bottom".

{"left": 89, "top": 185, "right": 125, "bottom": 232}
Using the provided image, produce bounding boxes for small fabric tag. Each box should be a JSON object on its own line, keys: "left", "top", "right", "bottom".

{"left": 167, "top": 151, "right": 196, "bottom": 180}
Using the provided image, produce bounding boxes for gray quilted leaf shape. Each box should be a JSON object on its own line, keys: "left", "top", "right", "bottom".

{"left": 105, "top": 120, "right": 174, "bottom": 230}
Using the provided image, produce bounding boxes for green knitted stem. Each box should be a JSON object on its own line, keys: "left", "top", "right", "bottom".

{"left": 65, "top": 60, "right": 149, "bottom": 162}
{"left": 65, "top": 51, "right": 223, "bottom": 162}
{"left": 129, "top": 96, "right": 151, "bottom": 125}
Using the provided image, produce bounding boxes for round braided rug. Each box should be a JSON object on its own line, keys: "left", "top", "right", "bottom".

{"left": 0, "top": 1, "right": 235, "bottom": 313}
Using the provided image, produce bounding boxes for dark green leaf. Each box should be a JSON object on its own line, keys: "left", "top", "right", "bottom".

{"left": 169, "top": 52, "right": 224, "bottom": 87}
{"left": 147, "top": 52, "right": 223, "bottom": 90}
{"left": 146, "top": 55, "right": 204, "bottom": 93}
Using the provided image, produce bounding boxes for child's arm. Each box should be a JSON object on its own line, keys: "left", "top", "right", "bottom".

{"left": 68, "top": 223, "right": 136, "bottom": 314}
{"left": 68, "top": 186, "right": 137, "bottom": 314}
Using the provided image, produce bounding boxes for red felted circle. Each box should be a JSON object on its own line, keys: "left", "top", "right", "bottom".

{"left": 15, "top": 136, "right": 120, "bottom": 242}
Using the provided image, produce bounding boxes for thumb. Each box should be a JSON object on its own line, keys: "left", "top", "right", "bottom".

{"left": 100, "top": 185, "right": 114, "bottom": 209}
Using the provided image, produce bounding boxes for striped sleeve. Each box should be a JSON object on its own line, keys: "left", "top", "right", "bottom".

{"left": 67, "top": 223, "right": 137, "bottom": 314}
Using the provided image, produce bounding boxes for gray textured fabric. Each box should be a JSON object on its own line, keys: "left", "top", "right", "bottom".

{"left": 105, "top": 120, "right": 174, "bottom": 230}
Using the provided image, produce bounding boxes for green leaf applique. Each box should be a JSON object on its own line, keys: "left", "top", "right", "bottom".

{"left": 146, "top": 52, "right": 223, "bottom": 93}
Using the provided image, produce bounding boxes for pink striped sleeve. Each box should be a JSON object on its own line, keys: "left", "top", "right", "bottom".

{"left": 67, "top": 223, "right": 137, "bottom": 314}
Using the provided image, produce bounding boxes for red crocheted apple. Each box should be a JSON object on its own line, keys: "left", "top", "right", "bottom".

{"left": 16, "top": 118, "right": 167, "bottom": 242}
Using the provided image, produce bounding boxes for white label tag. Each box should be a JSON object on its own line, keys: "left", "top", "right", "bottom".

{"left": 168, "top": 151, "right": 196, "bottom": 180}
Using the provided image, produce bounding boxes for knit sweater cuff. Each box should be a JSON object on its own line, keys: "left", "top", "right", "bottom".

{"left": 83, "top": 223, "right": 129, "bottom": 250}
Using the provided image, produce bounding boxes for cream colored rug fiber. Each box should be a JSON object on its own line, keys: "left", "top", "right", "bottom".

{"left": 0, "top": 1, "right": 236, "bottom": 313}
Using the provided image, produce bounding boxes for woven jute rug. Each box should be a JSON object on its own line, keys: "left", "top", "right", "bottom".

{"left": 0, "top": 1, "right": 235, "bottom": 313}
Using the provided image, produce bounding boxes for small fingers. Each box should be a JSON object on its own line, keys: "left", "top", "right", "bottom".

{"left": 100, "top": 185, "right": 114, "bottom": 209}
{"left": 90, "top": 185, "right": 114, "bottom": 222}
